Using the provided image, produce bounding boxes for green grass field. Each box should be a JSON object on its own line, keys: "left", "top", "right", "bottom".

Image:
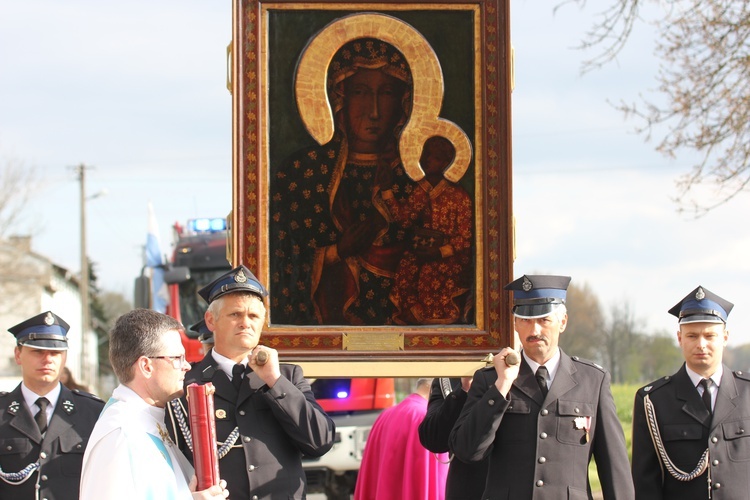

{"left": 589, "top": 383, "right": 638, "bottom": 493}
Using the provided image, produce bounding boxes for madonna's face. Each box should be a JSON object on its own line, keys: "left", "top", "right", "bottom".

{"left": 343, "top": 68, "right": 407, "bottom": 153}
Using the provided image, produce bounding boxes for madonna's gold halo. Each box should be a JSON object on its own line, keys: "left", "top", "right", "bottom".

{"left": 295, "top": 12, "right": 472, "bottom": 182}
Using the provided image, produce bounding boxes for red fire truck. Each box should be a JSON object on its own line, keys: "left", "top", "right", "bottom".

{"left": 135, "top": 217, "right": 395, "bottom": 499}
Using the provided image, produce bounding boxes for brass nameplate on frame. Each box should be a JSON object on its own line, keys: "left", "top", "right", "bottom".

{"left": 343, "top": 332, "right": 404, "bottom": 351}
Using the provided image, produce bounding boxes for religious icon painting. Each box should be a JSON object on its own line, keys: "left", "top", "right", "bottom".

{"left": 231, "top": 0, "right": 513, "bottom": 372}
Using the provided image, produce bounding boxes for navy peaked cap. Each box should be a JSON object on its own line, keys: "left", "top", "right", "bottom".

{"left": 188, "top": 319, "right": 214, "bottom": 344}
{"left": 668, "top": 286, "right": 733, "bottom": 324}
{"left": 9, "top": 311, "right": 70, "bottom": 350}
{"left": 197, "top": 265, "right": 268, "bottom": 304}
{"left": 504, "top": 275, "right": 571, "bottom": 318}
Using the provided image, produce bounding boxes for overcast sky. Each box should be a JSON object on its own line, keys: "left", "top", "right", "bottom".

{"left": 2, "top": 1, "right": 750, "bottom": 346}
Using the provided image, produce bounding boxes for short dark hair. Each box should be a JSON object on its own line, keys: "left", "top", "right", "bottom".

{"left": 109, "top": 309, "right": 182, "bottom": 383}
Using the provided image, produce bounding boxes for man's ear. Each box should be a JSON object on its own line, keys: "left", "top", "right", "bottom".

{"left": 137, "top": 356, "right": 154, "bottom": 378}
{"left": 205, "top": 310, "right": 216, "bottom": 331}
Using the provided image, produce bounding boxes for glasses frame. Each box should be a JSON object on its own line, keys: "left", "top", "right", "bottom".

{"left": 148, "top": 355, "right": 187, "bottom": 369}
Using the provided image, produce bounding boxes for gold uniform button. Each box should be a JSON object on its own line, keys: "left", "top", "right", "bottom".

{"left": 541, "top": 409, "right": 548, "bottom": 416}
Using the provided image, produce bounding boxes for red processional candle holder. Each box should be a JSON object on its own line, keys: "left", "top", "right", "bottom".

{"left": 187, "top": 382, "right": 220, "bottom": 490}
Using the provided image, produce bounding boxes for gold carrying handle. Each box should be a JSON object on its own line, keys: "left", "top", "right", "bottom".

{"left": 482, "top": 350, "right": 520, "bottom": 366}
{"left": 505, "top": 351, "right": 520, "bottom": 366}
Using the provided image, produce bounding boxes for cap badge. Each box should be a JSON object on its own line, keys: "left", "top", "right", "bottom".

{"left": 44, "top": 312, "right": 55, "bottom": 326}
{"left": 522, "top": 276, "right": 533, "bottom": 292}
{"left": 62, "top": 400, "right": 74, "bottom": 413}
{"left": 695, "top": 287, "right": 706, "bottom": 300}
{"left": 234, "top": 269, "right": 247, "bottom": 283}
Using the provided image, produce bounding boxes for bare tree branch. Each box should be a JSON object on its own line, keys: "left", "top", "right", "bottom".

{"left": 570, "top": 0, "right": 750, "bottom": 214}
{"left": 558, "top": 0, "right": 646, "bottom": 72}
{"left": 0, "top": 155, "right": 37, "bottom": 237}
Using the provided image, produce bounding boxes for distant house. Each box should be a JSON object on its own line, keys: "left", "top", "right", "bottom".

{"left": 0, "top": 236, "right": 100, "bottom": 393}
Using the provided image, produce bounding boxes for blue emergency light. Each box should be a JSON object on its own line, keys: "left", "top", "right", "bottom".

{"left": 336, "top": 390, "right": 349, "bottom": 399}
{"left": 188, "top": 218, "right": 227, "bottom": 233}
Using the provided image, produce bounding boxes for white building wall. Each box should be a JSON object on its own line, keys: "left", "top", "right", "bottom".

{"left": 0, "top": 239, "right": 98, "bottom": 393}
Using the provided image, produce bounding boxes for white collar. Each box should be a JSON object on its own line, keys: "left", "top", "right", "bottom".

{"left": 686, "top": 365, "right": 723, "bottom": 388}
{"left": 113, "top": 384, "right": 165, "bottom": 423}
{"left": 523, "top": 348, "right": 562, "bottom": 384}
{"left": 21, "top": 381, "right": 61, "bottom": 415}
{"left": 211, "top": 349, "right": 248, "bottom": 380}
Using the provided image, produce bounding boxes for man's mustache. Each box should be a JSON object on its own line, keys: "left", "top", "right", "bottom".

{"left": 526, "top": 335, "right": 548, "bottom": 343}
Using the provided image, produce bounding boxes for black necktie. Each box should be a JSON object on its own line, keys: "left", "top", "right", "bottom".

{"left": 536, "top": 366, "right": 549, "bottom": 398}
{"left": 35, "top": 397, "right": 49, "bottom": 434}
{"left": 699, "top": 378, "right": 712, "bottom": 413}
{"left": 231, "top": 363, "right": 245, "bottom": 391}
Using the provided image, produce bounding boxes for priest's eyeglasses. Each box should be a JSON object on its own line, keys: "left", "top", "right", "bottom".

{"left": 148, "top": 355, "right": 187, "bottom": 369}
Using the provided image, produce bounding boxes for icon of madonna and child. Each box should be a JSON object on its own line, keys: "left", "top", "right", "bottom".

{"left": 269, "top": 14, "right": 476, "bottom": 328}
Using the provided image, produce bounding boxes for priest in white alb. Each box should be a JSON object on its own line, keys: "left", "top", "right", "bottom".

{"left": 80, "top": 309, "right": 228, "bottom": 500}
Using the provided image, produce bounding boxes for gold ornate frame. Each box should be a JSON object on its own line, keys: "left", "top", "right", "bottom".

{"left": 231, "top": 0, "right": 513, "bottom": 376}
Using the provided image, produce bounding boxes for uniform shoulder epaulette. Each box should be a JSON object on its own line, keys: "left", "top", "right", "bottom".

{"left": 639, "top": 376, "right": 672, "bottom": 396}
{"left": 199, "top": 364, "right": 216, "bottom": 382}
{"left": 570, "top": 356, "right": 606, "bottom": 372}
{"left": 733, "top": 370, "right": 750, "bottom": 382}
{"left": 0, "top": 391, "right": 7, "bottom": 397}
{"left": 71, "top": 389, "right": 104, "bottom": 402}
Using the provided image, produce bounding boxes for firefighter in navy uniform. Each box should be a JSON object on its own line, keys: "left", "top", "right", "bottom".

{"left": 0, "top": 311, "right": 104, "bottom": 500}
{"left": 450, "top": 275, "right": 634, "bottom": 499}
{"left": 632, "top": 286, "right": 750, "bottom": 499}
{"left": 418, "top": 377, "right": 489, "bottom": 500}
{"left": 167, "top": 265, "right": 335, "bottom": 500}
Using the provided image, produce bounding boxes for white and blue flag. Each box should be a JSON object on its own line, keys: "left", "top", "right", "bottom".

{"left": 146, "top": 202, "right": 168, "bottom": 313}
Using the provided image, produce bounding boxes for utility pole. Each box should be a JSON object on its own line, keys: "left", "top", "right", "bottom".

{"left": 74, "top": 163, "right": 92, "bottom": 387}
